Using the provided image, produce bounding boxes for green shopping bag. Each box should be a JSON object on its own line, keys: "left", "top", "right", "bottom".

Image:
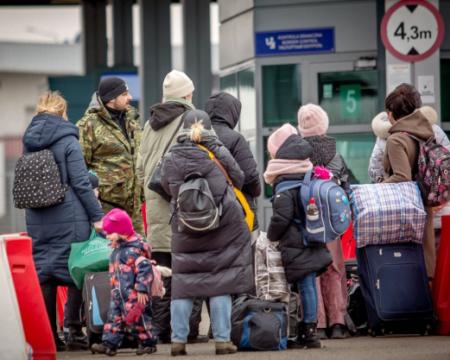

{"left": 68, "top": 229, "right": 111, "bottom": 289}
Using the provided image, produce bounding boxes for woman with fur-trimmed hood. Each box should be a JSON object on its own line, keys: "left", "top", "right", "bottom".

{"left": 368, "top": 106, "right": 450, "bottom": 183}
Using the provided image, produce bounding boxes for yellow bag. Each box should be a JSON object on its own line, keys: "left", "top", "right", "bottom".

{"left": 197, "top": 145, "right": 254, "bottom": 232}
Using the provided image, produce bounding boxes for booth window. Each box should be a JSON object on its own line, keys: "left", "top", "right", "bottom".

{"left": 238, "top": 68, "right": 256, "bottom": 132}
{"left": 262, "top": 64, "right": 301, "bottom": 127}
{"left": 220, "top": 73, "right": 238, "bottom": 98}
{"left": 334, "top": 133, "right": 375, "bottom": 185}
{"left": 318, "top": 70, "right": 378, "bottom": 126}
{"left": 441, "top": 59, "right": 450, "bottom": 123}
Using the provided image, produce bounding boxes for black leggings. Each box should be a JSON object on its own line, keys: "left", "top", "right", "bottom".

{"left": 40, "top": 280, "right": 83, "bottom": 339}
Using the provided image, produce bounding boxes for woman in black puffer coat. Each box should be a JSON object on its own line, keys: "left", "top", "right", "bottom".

{"left": 264, "top": 123, "right": 332, "bottom": 349}
{"left": 205, "top": 92, "right": 261, "bottom": 230}
{"left": 160, "top": 110, "right": 253, "bottom": 356}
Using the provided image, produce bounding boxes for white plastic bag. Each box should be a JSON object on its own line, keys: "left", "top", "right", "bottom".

{"left": 255, "top": 232, "right": 290, "bottom": 303}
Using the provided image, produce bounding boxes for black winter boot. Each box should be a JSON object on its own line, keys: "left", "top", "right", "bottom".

{"left": 296, "top": 322, "right": 321, "bottom": 349}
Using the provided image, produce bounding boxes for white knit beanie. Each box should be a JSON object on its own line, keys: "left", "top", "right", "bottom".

{"left": 297, "top": 104, "right": 329, "bottom": 137}
{"left": 162, "top": 70, "right": 195, "bottom": 101}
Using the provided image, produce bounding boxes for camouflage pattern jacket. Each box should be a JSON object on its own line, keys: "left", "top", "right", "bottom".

{"left": 77, "top": 93, "right": 144, "bottom": 233}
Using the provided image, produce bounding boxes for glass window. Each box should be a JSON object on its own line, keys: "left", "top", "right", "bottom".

{"left": 238, "top": 68, "right": 256, "bottom": 132}
{"left": 318, "top": 70, "right": 378, "bottom": 126}
{"left": 262, "top": 64, "right": 301, "bottom": 127}
{"left": 334, "top": 133, "right": 375, "bottom": 185}
{"left": 220, "top": 73, "right": 238, "bottom": 98}
{"left": 441, "top": 59, "right": 450, "bottom": 122}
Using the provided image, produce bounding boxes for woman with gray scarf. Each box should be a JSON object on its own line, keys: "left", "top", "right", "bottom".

{"left": 160, "top": 110, "right": 253, "bottom": 356}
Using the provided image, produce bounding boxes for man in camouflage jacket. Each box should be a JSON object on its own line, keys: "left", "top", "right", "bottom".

{"left": 77, "top": 77, "right": 144, "bottom": 234}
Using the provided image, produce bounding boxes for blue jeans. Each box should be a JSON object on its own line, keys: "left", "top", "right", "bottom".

{"left": 297, "top": 273, "right": 317, "bottom": 323}
{"left": 171, "top": 295, "right": 231, "bottom": 343}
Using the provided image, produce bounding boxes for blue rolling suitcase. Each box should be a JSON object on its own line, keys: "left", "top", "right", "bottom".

{"left": 356, "top": 243, "right": 434, "bottom": 336}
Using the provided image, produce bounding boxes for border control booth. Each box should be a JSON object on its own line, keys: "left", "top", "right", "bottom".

{"left": 218, "top": 0, "right": 382, "bottom": 229}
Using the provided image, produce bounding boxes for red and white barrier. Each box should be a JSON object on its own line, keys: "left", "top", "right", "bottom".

{"left": 0, "top": 236, "right": 28, "bottom": 360}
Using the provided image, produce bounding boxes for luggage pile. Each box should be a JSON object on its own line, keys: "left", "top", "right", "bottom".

{"left": 350, "top": 182, "right": 434, "bottom": 336}
{"left": 231, "top": 232, "right": 290, "bottom": 351}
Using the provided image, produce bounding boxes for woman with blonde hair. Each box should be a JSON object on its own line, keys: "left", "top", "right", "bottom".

{"left": 22, "top": 91, "right": 103, "bottom": 351}
{"left": 160, "top": 109, "right": 253, "bottom": 356}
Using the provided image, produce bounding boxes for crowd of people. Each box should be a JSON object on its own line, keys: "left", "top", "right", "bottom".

{"left": 21, "top": 70, "right": 445, "bottom": 356}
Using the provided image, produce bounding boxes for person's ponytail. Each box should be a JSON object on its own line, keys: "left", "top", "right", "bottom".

{"left": 190, "top": 120, "right": 204, "bottom": 143}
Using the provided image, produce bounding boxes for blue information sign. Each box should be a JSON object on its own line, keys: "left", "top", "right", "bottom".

{"left": 255, "top": 28, "right": 335, "bottom": 56}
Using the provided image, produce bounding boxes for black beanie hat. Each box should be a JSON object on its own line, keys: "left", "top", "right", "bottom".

{"left": 182, "top": 110, "right": 212, "bottom": 130}
{"left": 98, "top": 77, "right": 128, "bottom": 103}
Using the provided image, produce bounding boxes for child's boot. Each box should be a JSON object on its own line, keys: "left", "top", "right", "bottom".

{"left": 215, "top": 341, "right": 237, "bottom": 355}
{"left": 171, "top": 342, "right": 187, "bottom": 356}
{"left": 297, "top": 322, "right": 321, "bottom": 349}
{"left": 90, "top": 343, "right": 117, "bottom": 356}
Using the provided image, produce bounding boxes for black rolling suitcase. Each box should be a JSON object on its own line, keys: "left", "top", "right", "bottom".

{"left": 83, "top": 272, "right": 111, "bottom": 345}
{"left": 356, "top": 243, "right": 434, "bottom": 336}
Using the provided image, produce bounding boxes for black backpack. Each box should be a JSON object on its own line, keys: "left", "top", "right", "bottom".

{"left": 13, "top": 149, "right": 67, "bottom": 209}
{"left": 176, "top": 173, "right": 221, "bottom": 234}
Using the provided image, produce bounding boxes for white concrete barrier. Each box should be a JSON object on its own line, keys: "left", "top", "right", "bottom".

{"left": 0, "top": 236, "right": 27, "bottom": 360}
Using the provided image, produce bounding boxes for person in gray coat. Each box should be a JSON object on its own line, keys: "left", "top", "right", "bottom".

{"left": 160, "top": 110, "right": 253, "bottom": 356}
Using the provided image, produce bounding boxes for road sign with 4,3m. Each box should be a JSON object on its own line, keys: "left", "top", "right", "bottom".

{"left": 381, "top": 0, "right": 444, "bottom": 62}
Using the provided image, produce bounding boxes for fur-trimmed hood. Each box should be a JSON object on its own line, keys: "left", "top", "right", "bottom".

{"left": 371, "top": 111, "right": 391, "bottom": 140}
{"left": 371, "top": 107, "right": 438, "bottom": 140}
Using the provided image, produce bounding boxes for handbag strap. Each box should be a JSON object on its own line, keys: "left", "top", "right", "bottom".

{"left": 197, "top": 144, "right": 233, "bottom": 185}
{"left": 159, "top": 115, "right": 185, "bottom": 160}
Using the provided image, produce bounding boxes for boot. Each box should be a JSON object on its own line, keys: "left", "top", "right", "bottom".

{"left": 296, "top": 322, "right": 321, "bottom": 349}
{"left": 65, "top": 328, "right": 89, "bottom": 351}
{"left": 90, "top": 343, "right": 117, "bottom": 356}
{"left": 55, "top": 336, "right": 66, "bottom": 352}
{"left": 171, "top": 343, "right": 187, "bottom": 356}
{"left": 215, "top": 341, "right": 237, "bottom": 355}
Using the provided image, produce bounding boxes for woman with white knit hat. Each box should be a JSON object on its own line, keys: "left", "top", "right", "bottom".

{"left": 297, "top": 103, "right": 350, "bottom": 340}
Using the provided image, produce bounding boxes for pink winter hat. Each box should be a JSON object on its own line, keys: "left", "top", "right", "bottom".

{"left": 267, "top": 123, "right": 298, "bottom": 158}
{"left": 297, "top": 104, "right": 329, "bottom": 137}
{"left": 102, "top": 208, "right": 135, "bottom": 237}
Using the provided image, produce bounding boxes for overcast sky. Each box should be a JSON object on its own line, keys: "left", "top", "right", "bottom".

{"left": 0, "top": 4, "right": 219, "bottom": 46}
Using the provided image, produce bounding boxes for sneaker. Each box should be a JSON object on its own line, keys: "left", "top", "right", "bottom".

{"left": 330, "top": 324, "right": 348, "bottom": 339}
{"left": 90, "top": 343, "right": 117, "bottom": 356}
{"left": 215, "top": 341, "right": 237, "bottom": 355}
{"left": 136, "top": 344, "right": 157, "bottom": 355}
{"left": 66, "top": 330, "right": 89, "bottom": 351}
{"left": 171, "top": 342, "right": 187, "bottom": 356}
{"left": 187, "top": 335, "right": 209, "bottom": 344}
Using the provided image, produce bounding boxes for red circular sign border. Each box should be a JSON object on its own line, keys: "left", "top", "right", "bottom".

{"left": 381, "top": 0, "right": 445, "bottom": 63}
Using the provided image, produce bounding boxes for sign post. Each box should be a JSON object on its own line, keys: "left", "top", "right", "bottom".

{"left": 382, "top": 0, "right": 443, "bottom": 113}
{"left": 381, "top": 0, "right": 444, "bottom": 63}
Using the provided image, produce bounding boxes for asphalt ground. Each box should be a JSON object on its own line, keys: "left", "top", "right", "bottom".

{"left": 57, "top": 335, "right": 449, "bottom": 360}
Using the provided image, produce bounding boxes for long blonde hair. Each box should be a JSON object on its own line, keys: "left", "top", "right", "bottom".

{"left": 36, "top": 91, "right": 68, "bottom": 120}
{"left": 190, "top": 119, "right": 204, "bottom": 143}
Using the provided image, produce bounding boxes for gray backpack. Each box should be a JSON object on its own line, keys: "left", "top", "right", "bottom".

{"left": 176, "top": 174, "right": 221, "bottom": 234}
{"left": 13, "top": 149, "right": 67, "bottom": 209}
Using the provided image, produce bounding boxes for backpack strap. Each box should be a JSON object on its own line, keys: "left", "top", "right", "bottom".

{"left": 196, "top": 144, "right": 254, "bottom": 231}
{"left": 274, "top": 181, "right": 303, "bottom": 196}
